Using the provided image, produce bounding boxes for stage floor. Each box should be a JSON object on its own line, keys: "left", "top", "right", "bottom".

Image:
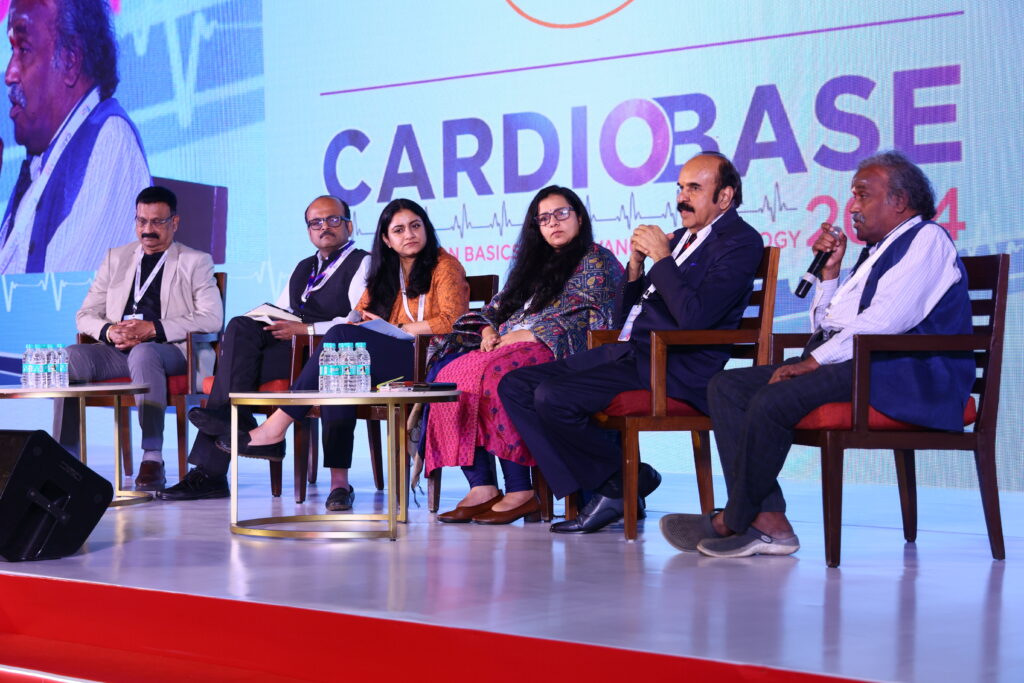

{"left": 1, "top": 445, "right": 1021, "bottom": 683}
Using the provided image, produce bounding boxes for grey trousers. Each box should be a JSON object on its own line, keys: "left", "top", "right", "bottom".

{"left": 52, "top": 342, "right": 187, "bottom": 455}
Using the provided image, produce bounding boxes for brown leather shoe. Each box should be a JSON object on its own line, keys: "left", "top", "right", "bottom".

{"left": 437, "top": 492, "right": 503, "bottom": 523}
{"left": 472, "top": 495, "right": 541, "bottom": 525}
{"left": 135, "top": 461, "right": 166, "bottom": 491}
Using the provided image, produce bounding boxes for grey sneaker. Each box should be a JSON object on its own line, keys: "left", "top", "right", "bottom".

{"left": 659, "top": 509, "right": 725, "bottom": 552}
{"left": 697, "top": 525, "right": 800, "bottom": 558}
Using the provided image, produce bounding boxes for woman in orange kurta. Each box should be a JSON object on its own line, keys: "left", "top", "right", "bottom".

{"left": 226, "top": 199, "right": 469, "bottom": 511}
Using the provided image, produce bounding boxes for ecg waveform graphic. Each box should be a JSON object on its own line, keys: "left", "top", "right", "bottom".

{"left": 117, "top": 2, "right": 262, "bottom": 130}
{"left": 1, "top": 272, "right": 93, "bottom": 313}
{"left": 739, "top": 183, "right": 800, "bottom": 222}
{"left": 350, "top": 185, "right": 798, "bottom": 243}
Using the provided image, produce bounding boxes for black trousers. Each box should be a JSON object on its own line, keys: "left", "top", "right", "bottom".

{"left": 498, "top": 344, "right": 646, "bottom": 498}
{"left": 282, "top": 325, "right": 413, "bottom": 469}
{"left": 708, "top": 358, "right": 853, "bottom": 533}
{"left": 188, "top": 316, "right": 292, "bottom": 475}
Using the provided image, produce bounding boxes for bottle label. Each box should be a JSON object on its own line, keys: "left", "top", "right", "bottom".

{"left": 356, "top": 364, "right": 369, "bottom": 375}
{"left": 341, "top": 365, "right": 353, "bottom": 376}
{"left": 58, "top": 363, "right": 68, "bottom": 372}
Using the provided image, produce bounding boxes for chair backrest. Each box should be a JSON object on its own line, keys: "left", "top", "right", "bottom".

{"left": 467, "top": 274, "right": 499, "bottom": 311}
{"left": 961, "top": 254, "right": 1008, "bottom": 436}
{"left": 741, "top": 246, "right": 780, "bottom": 365}
{"left": 152, "top": 176, "right": 229, "bottom": 265}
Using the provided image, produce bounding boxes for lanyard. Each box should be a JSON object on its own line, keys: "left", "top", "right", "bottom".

{"left": 302, "top": 241, "right": 355, "bottom": 303}
{"left": 133, "top": 248, "right": 169, "bottom": 314}
{"left": 398, "top": 266, "right": 425, "bottom": 322}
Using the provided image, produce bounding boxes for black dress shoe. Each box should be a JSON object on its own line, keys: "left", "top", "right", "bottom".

{"left": 550, "top": 493, "right": 625, "bottom": 534}
{"left": 639, "top": 462, "right": 662, "bottom": 498}
{"left": 187, "top": 407, "right": 231, "bottom": 437}
{"left": 214, "top": 431, "right": 286, "bottom": 462}
{"left": 156, "top": 467, "right": 229, "bottom": 501}
{"left": 325, "top": 485, "right": 355, "bottom": 511}
{"left": 135, "top": 461, "right": 166, "bottom": 491}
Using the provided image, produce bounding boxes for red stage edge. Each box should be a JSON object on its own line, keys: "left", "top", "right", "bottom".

{"left": 0, "top": 573, "right": 862, "bottom": 682}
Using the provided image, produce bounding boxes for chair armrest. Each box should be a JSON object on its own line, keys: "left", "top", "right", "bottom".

{"left": 645, "top": 329, "right": 766, "bottom": 416}
{"left": 770, "top": 333, "right": 811, "bottom": 364}
{"left": 185, "top": 331, "right": 221, "bottom": 394}
{"left": 413, "top": 334, "right": 432, "bottom": 382}
{"left": 291, "top": 333, "right": 325, "bottom": 382}
{"left": 77, "top": 333, "right": 99, "bottom": 345}
{"left": 588, "top": 329, "right": 622, "bottom": 349}
{"left": 848, "top": 333, "right": 986, "bottom": 432}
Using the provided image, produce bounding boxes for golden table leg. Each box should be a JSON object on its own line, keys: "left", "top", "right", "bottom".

{"left": 109, "top": 394, "right": 153, "bottom": 507}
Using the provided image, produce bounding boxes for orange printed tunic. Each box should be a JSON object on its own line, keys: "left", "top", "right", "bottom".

{"left": 356, "top": 250, "right": 469, "bottom": 334}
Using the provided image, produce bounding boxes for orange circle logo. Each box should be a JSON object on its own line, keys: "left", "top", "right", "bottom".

{"left": 505, "top": 0, "right": 635, "bottom": 29}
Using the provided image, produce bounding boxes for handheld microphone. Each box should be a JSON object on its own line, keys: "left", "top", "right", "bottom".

{"left": 794, "top": 224, "right": 839, "bottom": 298}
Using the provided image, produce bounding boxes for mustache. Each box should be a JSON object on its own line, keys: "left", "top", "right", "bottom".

{"left": 9, "top": 84, "right": 25, "bottom": 108}
{"left": 140, "top": 232, "right": 160, "bottom": 239}
{"left": 677, "top": 201, "right": 694, "bottom": 213}
{"left": 851, "top": 212, "right": 864, "bottom": 224}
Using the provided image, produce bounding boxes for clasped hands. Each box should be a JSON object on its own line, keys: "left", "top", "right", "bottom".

{"left": 107, "top": 319, "right": 156, "bottom": 350}
{"left": 628, "top": 224, "right": 673, "bottom": 279}
{"left": 479, "top": 326, "right": 535, "bottom": 352}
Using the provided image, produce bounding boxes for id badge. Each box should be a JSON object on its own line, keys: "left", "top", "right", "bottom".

{"left": 123, "top": 314, "right": 143, "bottom": 321}
{"left": 617, "top": 304, "right": 642, "bottom": 341}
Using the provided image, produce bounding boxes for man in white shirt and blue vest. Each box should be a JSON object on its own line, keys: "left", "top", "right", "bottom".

{"left": 661, "top": 150, "right": 975, "bottom": 558}
{"left": 0, "top": 0, "right": 149, "bottom": 274}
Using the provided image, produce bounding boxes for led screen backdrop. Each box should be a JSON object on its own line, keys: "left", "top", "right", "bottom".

{"left": 0, "top": 1, "right": 1020, "bottom": 489}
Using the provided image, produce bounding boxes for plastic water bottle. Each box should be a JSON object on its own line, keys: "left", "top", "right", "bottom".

{"left": 354, "top": 342, "right": 371, "bottom": 392}
{"left": 338, "top": 342, "right": 355, "bottom": 392}
{"left": 43, "top": 344, "right": 56, "bottom": 388}
{"left": 318, "top": 342, "right": 336, "bottom": 393}
{"left": 20, "top": 344, "right": 31, "bottom": 387}
{"left": 31, "top": 345, "right": 47, "bottom": 388}
{"left": 54, "top": 344, "right": 69, "bottom": 388}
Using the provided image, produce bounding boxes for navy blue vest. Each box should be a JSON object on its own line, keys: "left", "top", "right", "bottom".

{"left": 0, "top": 97, "right": 148, "bottom": 272}
{"left": 859, "top": 221, "right": 974, "bottom": 431}
{"left": 287, "top": 249, "right": 368, "bottom": 323}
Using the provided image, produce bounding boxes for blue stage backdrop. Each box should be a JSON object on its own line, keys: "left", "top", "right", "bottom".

{"left": 0, "top": 1, "right": 1020, "bottom": 490}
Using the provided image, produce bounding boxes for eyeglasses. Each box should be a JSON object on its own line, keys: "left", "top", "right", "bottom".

{"left": 534, "top": 207, "right": 574, "bottom": 226}
{"left": 307, "top": 215, "right": 350, "bottom": 230}
{"left": 135, "top": 215, "right": 175, "bottom": 228}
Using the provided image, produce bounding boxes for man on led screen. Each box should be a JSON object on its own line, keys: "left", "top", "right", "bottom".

{"left": 660, "top": 151, "right": 974, "bottom": 558}
{"left": 161, "top": 195, "right": 370, "bottom": 502}
{"left": 499, "top": 152, "right": 763, "bottom": 534}
{"left": 53, "top": 186, "right": 222, "bottom": 491}
{"left": 0, "top": 0, "right": 150, "bottom": 273}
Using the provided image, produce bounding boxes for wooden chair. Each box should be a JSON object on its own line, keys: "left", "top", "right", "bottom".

{"left": 78, "top": 272, "right": 227, "bottom": 482}
{"left": 771, "top": 253, "right": 1008, "bottom": 567}
{"left": 290, "top": 274, "right": 501, "bottom": 505}
{"left": 584, "top": 246, "right": 780, "bottom": 540}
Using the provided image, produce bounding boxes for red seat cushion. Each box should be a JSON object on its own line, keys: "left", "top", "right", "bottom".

{"left": 202, "top": 376, "right": 289, "bottom": 394}
{"left": 603, "top": 390, "right": 704, "bottom": 417}
{"left": 795, "top": 396, "right": 977, "bottom": 431}
{"left": 98, "top": 375, "right": 189, "bottom": 395}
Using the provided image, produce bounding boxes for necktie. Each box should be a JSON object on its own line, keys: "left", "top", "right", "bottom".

{"left": 0, "top": 160, "right": 33, "bottom": 247}
{"left": 681, "top": 232, "right": 698, "bottom": 251}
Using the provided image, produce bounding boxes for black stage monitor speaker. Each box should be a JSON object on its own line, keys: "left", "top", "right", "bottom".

{"left": 0, "top": 430, "right": 113, "bottom": 562}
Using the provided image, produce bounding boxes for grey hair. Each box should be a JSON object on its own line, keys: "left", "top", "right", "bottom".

{"left": 856, "top": 150, "right": 936, "bottom": 220}
{"left": 53, "top": 0, "right": 119, "bottom": 99}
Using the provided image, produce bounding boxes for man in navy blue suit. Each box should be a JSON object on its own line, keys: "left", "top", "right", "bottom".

{"left": 499, "top": 152, "right": 764, "bottom": 533}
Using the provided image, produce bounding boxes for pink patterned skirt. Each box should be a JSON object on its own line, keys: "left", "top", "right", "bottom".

{"left": 424, "top": 341, "right": 554, "bottom": 472}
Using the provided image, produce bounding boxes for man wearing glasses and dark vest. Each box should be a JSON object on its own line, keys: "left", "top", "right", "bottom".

{"left": 53, "top": 186, "right": 223, "bottom": 490}
{"left": 160, "top": 195, "right": 370, "bottom": 501}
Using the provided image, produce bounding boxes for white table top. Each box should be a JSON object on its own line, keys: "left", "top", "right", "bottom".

{"left": 0, "top": 383, "right": 149, "bottom": 398}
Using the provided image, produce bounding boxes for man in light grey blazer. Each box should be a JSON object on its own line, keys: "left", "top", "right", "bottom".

{"left": 53, "top": 186, "right": 223, "bottom": 491}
